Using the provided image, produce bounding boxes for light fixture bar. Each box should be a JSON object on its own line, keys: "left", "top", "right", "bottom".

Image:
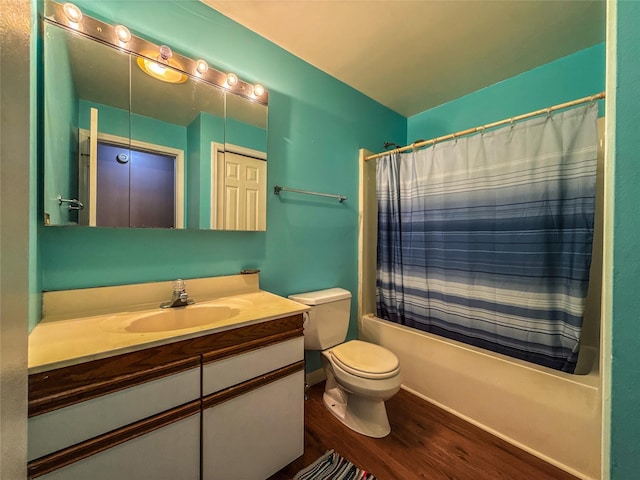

{"left": 43, "top": 0, "right": 268, "bottom": 105}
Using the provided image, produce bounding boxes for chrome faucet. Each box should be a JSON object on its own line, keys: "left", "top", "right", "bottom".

{"left": 160, "top": 279, "right": 195, "bottom": 308}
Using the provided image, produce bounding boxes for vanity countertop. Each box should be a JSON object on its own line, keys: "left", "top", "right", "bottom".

{"left": 29, "top": 287, "right": 309, "bottom": 375}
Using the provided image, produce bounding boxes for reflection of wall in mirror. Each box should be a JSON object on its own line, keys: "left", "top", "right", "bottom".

{"left": 186, "top": 112, "right": 225, "bottom": 229}
{"left": 78, "top": 100, "right": 189, "bottom": 150}
{"left": 226, "top": 117, "right": 267, "bottom": 153}
{"left": 44, "top": 26, "right": 79, "bottom": 225}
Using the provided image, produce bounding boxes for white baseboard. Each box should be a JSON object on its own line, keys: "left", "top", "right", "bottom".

{"left": 306, "top": 368, "right": 326, "bottom": 386}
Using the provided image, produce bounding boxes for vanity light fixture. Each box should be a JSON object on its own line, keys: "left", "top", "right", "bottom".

{"left": 45, "top": 0, "right": 268, "bottom": 103}
{"left": 226, "top": 73, "right": 238, "bottom": 88}
{"left": 137, "top": 57, "right": 188, "bottom": 83}
{"left": 195, "top": 59, "right": 209, "bottom": 75}
{"left": 253, "top": 84, "right": 265, "bottom": 98}
{"left": 115, "top": 25, "right": 131, "bottom": 44}
{"left": 137, "top": 45, "right": 187, "bottom": 84}
{"left": 62, "top": 2, "right": 82, "bottom": 23}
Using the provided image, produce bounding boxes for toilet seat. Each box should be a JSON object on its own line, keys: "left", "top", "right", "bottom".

{"left": 330, "top": 340, "right": 400, "bottom": 380}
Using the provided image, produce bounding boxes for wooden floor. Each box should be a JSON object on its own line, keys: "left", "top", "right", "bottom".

{"left": 270, "top": 382, "right": 578, "bottom": 480}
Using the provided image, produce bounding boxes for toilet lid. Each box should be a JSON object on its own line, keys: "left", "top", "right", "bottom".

{"left": 330, "top": 340, "right": 400, "bottom": 379}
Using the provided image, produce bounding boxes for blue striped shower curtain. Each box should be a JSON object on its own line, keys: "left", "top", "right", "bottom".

{"left": 376, "top": 104, "right": 598, "bottom": 373}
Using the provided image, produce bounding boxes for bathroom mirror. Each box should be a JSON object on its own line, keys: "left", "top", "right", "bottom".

{"left": 43, "top": 14, "right": 268, "bottom": 230}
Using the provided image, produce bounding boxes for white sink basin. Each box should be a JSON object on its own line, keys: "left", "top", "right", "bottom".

{"left": 103, "top": 298, "right": 253, "bottom": 333}
{"left": 125, "top": 305, "right": 239, "bottom": 333}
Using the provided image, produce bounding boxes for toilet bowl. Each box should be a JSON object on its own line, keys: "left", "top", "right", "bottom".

{"left": 322, "top": 340, "right": 401, "bottom": 438}
{"left": 288, "top": 288, "right": 401, "bottom": 438}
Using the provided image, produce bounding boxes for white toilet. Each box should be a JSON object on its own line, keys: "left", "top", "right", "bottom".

{"left": 289, "top": 288, "right": 401, "bottom": 438}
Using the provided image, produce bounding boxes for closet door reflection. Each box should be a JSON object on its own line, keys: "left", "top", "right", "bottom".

{"left": 216, "top": 91, "right": 268, "bottom": 231}
{"left": 220, "top": 150, "right": 266, "bottom": 231}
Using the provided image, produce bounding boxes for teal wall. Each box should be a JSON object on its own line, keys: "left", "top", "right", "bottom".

{"left": 610, "top": 1, "right": 640, "bottom": 478}
{"left": 408, "top": 43, "right": 605, "bottom": 143}
{"left": 37, "top": 0, "right": 406, "bottom": 354}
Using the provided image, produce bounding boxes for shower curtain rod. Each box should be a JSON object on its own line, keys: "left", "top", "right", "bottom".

{"left": 365, "top": 91, "right": 606, "bottom": 161}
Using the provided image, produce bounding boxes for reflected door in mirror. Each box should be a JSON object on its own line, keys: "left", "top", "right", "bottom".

{"left": 96, "top": 143, "right": 176, "bottom": 228}
{"left": 222, "top": 152, "right": 266, "bottom": 231}
{"left": 212, "top": 143, "right": 266, "bottom": 231}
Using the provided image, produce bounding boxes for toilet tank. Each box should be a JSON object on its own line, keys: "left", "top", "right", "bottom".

{"left": 288, "top": 288, "right": 352, "bottom": 350}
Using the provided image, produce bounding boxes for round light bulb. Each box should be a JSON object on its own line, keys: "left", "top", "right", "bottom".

{"left": 196, "top": 60, "right": 208, "bottom": 75}
{"left": 253, "top": 84, "right": 265, "bottom": 97}
{"left": 115, "top": 25, "right": 131, "bottom": 43}
{"left": 137, "top": 56, "right": 187, "bottom": 84}
{"left": 226, "top": 73, "right": 238, "bottom": 87}
{"left": 63, "top": 2, "right": 82, "bottom": 23}
{"left": 159, "top": 45, "right": 172, "bottom": 61}
{"left": 147, "top": 60, "right": 167, "bottom": 75}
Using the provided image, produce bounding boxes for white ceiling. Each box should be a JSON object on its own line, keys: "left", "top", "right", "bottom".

{"left": 201, "top": 0, "right": 605, "bottom": 117}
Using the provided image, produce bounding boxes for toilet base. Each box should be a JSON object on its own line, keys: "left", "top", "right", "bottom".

{"left": 323, "top": 385, "right": 391, "bottom": 438}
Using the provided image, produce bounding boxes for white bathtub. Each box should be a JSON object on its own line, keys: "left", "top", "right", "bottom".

{"left": 360, "top": 313, "right": 601, "bottom": 480}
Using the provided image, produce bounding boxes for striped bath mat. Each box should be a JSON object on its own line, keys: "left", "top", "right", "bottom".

{"left": 293, "top": 450, "right": 376, "bottom": 480}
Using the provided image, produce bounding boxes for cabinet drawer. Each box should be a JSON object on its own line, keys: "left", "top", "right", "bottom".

{"left": 36, "top": 412, "right": 200, "bottom": 480}
{"left": 202, "top": 337, "right": 303, "bottom": 396}
{"left": 28, "top": 366, "right": 200, "bottom": 461}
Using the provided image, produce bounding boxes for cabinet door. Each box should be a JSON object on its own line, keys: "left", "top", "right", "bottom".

{"left": 38, "top": 413, "right": 200, "bottom": 480}
{"left": 202, "top": 371, "right": 304, "bottom": 480}
{"left": 29, "top": 366, "right": 200, "bottom": 461}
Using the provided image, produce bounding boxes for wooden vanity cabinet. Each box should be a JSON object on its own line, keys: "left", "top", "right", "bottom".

{"left": 27, "top": 314, "right": 304, "bottom": 480}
